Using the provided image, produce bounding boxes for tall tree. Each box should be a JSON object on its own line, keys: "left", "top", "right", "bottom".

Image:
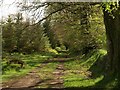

{"left": 2, "top": 16, "right": 16, "bottom": 52}
{"left": 103, "top": 2, "right": 120, "bottom": 77}
{"left": 14, "top": 13, "right": 23, "bottom": 52}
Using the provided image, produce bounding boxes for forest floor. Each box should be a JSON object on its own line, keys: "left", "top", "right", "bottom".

{"left": 2, "top": 50, "right": 118, "bottom": 89}
{"left": 2, "top": 58, "right": 68, "bottom": 89}
{"left": 2, "top": 57, "right": 77, "bottom": 89}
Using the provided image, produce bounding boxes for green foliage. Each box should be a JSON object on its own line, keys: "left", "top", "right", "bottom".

{"left": 1, "top": 2, "right": 120, "bottom": 88}
{"left": 102, "top": 2, "right": 120, "bottom": 18}
{"left": 2, "top": 13, "right": 51, "bottom": 54}
{"left": 45, "top": 48, "right": 58, "bottom": 54}
{"left": 45, "top": 3, "right": 106, "bottom": 54}
{"left": 103, "top": 2, "right": 119, "bottom": 12}
{"left": 55, "top": 47, "right": 62, "bottom": 52}
{"left": 2, "top": 3, "right": 107, "bottom": 55}
{"left": 43, "top": 19, "right": 60, "bottom": 49}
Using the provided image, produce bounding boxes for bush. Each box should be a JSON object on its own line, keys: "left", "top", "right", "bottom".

{"left": 55, "top": 47, "right": 62, "bottom": 52}
{"left": 45, "top": 48, "right": 58, "bottom": 54}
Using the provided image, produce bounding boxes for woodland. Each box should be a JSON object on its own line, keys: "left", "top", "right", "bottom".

{"left": 1, "top": 1, "right": 120, "bottom": 89}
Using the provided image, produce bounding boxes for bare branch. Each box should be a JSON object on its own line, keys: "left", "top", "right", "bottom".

{"left": 22, "top": 2, "right": 101, "bottom": 30}
{"left": 22, "top": 3, "right": 72, "bottom": 30}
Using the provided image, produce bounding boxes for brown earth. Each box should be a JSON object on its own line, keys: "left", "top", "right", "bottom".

{"left": 2, "top": 58, "right": 67, "bottom": 89}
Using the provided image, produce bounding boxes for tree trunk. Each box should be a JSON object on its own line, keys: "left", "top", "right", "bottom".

{"left": 103, "top": 7, "right": 120, "bottom": 78}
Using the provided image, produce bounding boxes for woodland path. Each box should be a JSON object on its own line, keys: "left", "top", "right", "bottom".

{"left": 2, "top": 52, "right": 92, "bottom": 90}
{"left": 2, "top": 57, "right": 71, "bottom": 89}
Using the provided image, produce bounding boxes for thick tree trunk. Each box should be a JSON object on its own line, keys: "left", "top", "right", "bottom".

{"left": 103, "top": 7, "right": 120, "bottom": 78}
{"left": 103, "top": 10, "right": 115, "bottom": 72}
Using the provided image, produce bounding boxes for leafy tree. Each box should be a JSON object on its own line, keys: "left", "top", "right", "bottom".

{"left": 44, "top": 3, "right": 105, "bottom": 54}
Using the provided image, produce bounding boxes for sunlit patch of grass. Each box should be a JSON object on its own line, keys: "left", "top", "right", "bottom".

{"left": 63, "top": 49, "right": 108, "bottom": 88}
{"left": 64, "top": 77, "right": 103, "bottom": 87}
{"left": 2, "top": 53, "right": 53, "bottom": 82}
{"left": 64, "top": 75, "right": 104, "bottom": 87}
{"left": 79, "top": 49, "right": 107, "bottom": 69}
{"left": 40, "top": 63, "right": 58, "bottom": 73}
{"left": 64, "top": 49, "right": 106, "bottom": 71}
{"left": 38, "top": 62, "right": 58, "bottom": 79}
{"left": 63, "top": 72, "right": 86, "bottom": 80}
{"left": 63, "top": 57, "right": 85, "bottom": 70}
{"left": 2, "top": 65, "right": 35, "bottom": 82}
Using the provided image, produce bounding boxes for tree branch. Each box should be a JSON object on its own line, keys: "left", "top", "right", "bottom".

{"left": 22, "top": 4, "right": 71, "bottom": 30}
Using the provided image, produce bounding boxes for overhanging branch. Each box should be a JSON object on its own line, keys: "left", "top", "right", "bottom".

{"left": 22, "top": 4, "right": 71, "bottom": 30}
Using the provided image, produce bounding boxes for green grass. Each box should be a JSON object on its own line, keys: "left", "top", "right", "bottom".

{"left": 2, "top": 49, "right": 119, "bottom": 88}
{"left": 64, "top": 75, "right": 104, "bottom": 87}
{"left": 62, "top": 49, "right": 117, "bottom": 88}
{"left": 2, "top": 67, "right": 33, "bottom": 81}
{"left": 2, "top": 52, "right": 54, "bottom": 82}
{"left": 38, "top": 62, "right": 58, "bottom": 81}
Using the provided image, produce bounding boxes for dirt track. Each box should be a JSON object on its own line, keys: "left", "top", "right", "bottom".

{"left": 2, "top": 58, "right": 67, "bottom": 89}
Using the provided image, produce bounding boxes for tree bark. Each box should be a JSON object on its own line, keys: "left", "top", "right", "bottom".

{"left": 103, "top": 7, "right": 120, "bottom": 78}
